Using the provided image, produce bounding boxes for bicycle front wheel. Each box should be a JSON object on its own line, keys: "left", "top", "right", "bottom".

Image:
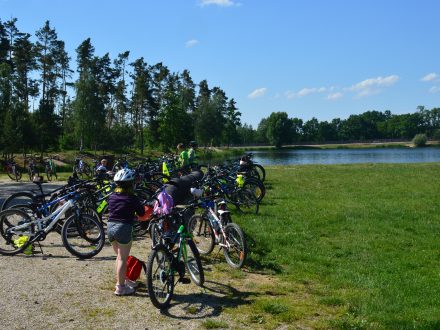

{"left": 0, "top": 209, "right": 34, "bottom": 255}
{"left": 185, "top": 239, "right": 205, "bottom": 287}
{"left": 61, "top": 214, "right": 105, "bottom": 259}
{"left": 188, "top": 214, "right": 215, "bottom": 255}
{"left": 146, "top": 245, "right": 175, "bottom": 309}
{"left": 223, "top": 223, "right": 247, "bottom": 269}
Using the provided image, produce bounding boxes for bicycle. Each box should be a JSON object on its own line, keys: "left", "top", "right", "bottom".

{"left": 26, "top": 157, "right": 40, "bottom": 182}
{"left": 0, "top": 189, "right": 105, "bottom": 259}
{"left": 188, "top": 198, "right": 247, "bottom": 268}
{"left": 203, "top": 168, "right": 259, "bottom": 214}
{"left": 73, "top": 157, "right": 93, "bottom": 178}
{"left": 146, "top": 204, "right": 204, "bottom": 309}
{"left": 44, "top": 156, "right": 58, "bottom": 181}
{"left": 2, "top": 157, "right": 22, "bottom": 181}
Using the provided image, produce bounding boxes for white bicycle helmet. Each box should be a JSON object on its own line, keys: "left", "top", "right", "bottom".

{"left": 114, "top": 168, "right": 136, "bottom": 182}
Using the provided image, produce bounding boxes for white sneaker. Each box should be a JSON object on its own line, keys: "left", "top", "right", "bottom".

{"left": 125, "top": 279, "right": 138, "bottom": 288}
{"left": 114, "top": 284, "right": 135, "bottom": 296}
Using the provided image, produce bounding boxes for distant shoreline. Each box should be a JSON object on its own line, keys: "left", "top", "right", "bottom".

{"left": 223, "top": 140, "right": 440, "bottom": 151}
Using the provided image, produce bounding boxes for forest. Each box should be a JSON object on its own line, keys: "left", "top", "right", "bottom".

{"left": 1, "top": 18, "right": 439, "bottom": 154}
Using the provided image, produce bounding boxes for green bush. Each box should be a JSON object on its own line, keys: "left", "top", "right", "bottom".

{"left": 412, "top": 133, "right": 427, "bottom": 147}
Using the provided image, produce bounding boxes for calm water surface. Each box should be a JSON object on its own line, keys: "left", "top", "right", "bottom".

{"left": 249, "top": 147, "right": 440, "bottom": 166}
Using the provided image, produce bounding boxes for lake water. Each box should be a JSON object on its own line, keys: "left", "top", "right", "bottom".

{"left": 248, "top": 147, "right": 440, "bottom": 165}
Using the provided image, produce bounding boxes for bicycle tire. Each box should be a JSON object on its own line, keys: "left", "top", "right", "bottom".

{"left": 185, "top": 239, "right": 205, "bottom": 287}
{"left": 149, "top": 222, "right": 162, "bottom": 246}
{"left": 46, "top": 169, "right": 52, "bottom": 181}
{"left": 14, "top": 167, "right": 22, "bottom": 181}
{"left": 1, "top": 192, "right": 35, "bottom": 211}
{"left": 81, "top": 163, "right": 92, "bottom": 178}
{"left": 252, "top": 164, "right": 266, "bottom": 182}
{"left": 223, "top": 223, "right": 247, "bottom": 269}
{"left": 243, "top": 178, "right": 266, "bottom": 203}
{"left": 61, "top": 213, "right": 105, "bottom": 259}
{"left": 188, "top": 214, "right": 215, "bottom": 255}
{"left": 146, "top": 245, "right": 175, "bottom": 309}
{"left": 7, "top": 166, "right": 22, "bottom": 181}
{"left": 235, "top": 188, "right": 259, "bottom": 215}
{"left": 6, "top": 169, "right": 16, "bottom": 181}
{"left": 0, "top": 208, "right": 34, "bottom": 255}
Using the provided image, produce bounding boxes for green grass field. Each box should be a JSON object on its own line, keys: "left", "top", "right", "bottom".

{"left": 228, "top": 163, "right": 440, "bottom": 329}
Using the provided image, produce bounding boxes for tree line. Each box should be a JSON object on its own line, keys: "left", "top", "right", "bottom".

{"left": 0, "top": 18, "right": 242, "bottom": 154}
{"left": 249, "top": 107, "right": 440, "bottom": 147}
{"left": 1, "top": 18, "right": 438, "bottom": 154}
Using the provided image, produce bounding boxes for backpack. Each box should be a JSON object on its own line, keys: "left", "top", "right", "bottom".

{"left": 154, "top": 190, "right": 174, "bottom": 215}
{"left": 125, "top": 256, "right": 146, "bottom": 281}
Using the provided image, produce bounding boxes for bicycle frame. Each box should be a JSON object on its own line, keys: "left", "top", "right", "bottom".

{"left": 200, "top": 201, "right": 231, "bottom": 250}
{"left": 8, "top": 192, "right": 78, "bottom": 241}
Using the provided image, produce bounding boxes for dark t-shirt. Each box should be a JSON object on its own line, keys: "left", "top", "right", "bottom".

{"left": 108, "top": 193, "right": 145, "bottom": 224}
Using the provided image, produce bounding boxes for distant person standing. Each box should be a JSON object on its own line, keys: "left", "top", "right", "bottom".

{"left": 177, "top": 143, "right": 189, "bottom": 168}
{"left": 188, "top": 141, "right": 198, "bottom": 169}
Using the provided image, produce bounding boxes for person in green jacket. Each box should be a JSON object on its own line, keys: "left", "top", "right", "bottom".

{"left": 177, "top": 143, "right": 189, "bottom": 168}
{"left": 188, "top": 141, "right": 198, "bottom": 169}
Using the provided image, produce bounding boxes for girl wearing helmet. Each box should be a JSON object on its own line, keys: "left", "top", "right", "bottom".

{"left": 107, "top": 168, "right": 145, "bottom": 296}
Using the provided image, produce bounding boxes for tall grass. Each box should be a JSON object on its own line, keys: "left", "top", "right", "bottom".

{"left": 233, "top": 163, "right": 440, "bottom": 327}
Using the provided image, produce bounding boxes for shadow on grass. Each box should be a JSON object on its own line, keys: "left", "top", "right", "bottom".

{"left": 243, "top": 232, "right": 283, "bottom": 274}
{"left": 159, "top": 280, "right": 258, "bottom": 320}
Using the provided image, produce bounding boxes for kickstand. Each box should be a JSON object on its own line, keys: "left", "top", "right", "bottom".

{"left": 35, "top": 242, "right": 46, "bottom": 259}
{"left": 214, "top": 246, "right": 223, "bottom": 261}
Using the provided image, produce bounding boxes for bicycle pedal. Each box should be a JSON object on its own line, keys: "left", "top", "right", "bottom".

{"left": 179, "top": 277, "right": 191, "bottom": 284}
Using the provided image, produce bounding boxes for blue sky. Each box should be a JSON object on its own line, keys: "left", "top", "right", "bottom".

{"left": 2, "top": 0, "right": 440, "bottom": 127}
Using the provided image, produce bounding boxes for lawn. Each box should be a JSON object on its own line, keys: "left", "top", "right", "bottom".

{"left": 229, "top": 163, "right": 440, "bottom": 328}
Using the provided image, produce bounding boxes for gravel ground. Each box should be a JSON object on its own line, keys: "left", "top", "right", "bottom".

{"left": 0, "top": 181, "right": 257, "bottom": 330}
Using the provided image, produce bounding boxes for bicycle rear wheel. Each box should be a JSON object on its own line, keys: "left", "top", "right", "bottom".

{"left": 188, "top": 214, "right": 215, "bottom": 255}
{"left": 235, "top": 188, "right": 259, "bottom": 215}
{"left": 252, "top": 164, "right": 265, "bottom": 182}
{"left": 146, "top": 245, "right": 175, "bottom": 309}
{"left": 223, "top": 223, "right": 247, "bottom": 269}
{"left": 1, "top": 192, "right": 35, "bottom": 211}
{"left": 185, "top": 239, "right": 204, "bottom": 287}
{"left": 46, "top": 169, "right": 52, "bottom": 181}
{"left": 0, "top": 209, "right": 34, "bottom": 255}
{"left": 243, "top": 178, "right": 266, "bottom": 203}
{"left": 61, "top": 214, "right": 105, "bottom": 259}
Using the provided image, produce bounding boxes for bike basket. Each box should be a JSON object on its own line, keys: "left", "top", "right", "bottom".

{"left": 126, "top": 256, "right": 145, "bottom": 281}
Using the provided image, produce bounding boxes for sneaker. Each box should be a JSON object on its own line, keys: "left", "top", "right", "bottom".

{"left": 114, "top": 284, "right": 135, "bottom": 296}
{"left": 125, "top": 279, "right": 138, "bottom": 288}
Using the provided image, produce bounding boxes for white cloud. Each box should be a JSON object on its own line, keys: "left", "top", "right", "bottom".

{"left": 285, "top": 87, "right": 327, "bottom": 99}
{"left": 346, "top": 75, "right": 399, "bottom": 97}
{"left": 248, "top": 88, "right": 267, "bottom": 99}
{"left": 327, "top": 92, "right": 343, "bottom": 101}
{"left": 421, "top": 73, "right": 438, "bottom": 82}
{"left": 185, "top": 39, "right": 199, "bottom": 48}
{"left": 199, "top": 0, "right": 236, "bottom": 7}
{"left": 429, "top": 86, "right": 440, "bottom": 93}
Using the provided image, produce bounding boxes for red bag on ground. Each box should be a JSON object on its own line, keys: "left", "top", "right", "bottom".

{"left": 126, "top": 256, "right": 145, "bottom": 281}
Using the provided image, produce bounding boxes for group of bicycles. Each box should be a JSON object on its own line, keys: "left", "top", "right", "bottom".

{"left": 1, "top": 155, "right": 58, "bottom": 182}
{"left": 0, "top": 152, "right": 266, "bottom": 309}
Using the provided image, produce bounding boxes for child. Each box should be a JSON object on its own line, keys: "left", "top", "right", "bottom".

{"left": 107, "top": 168, "right": 145, "bottom": 296}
